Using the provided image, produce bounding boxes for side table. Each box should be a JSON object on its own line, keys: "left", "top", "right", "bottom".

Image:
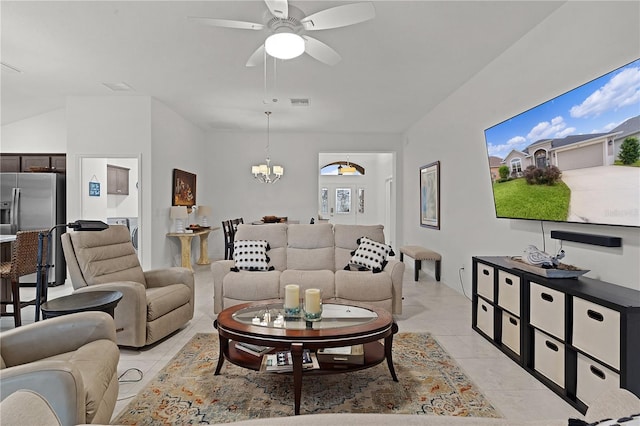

{"left": 167, "top": 227, "right": 218, "bottom": 270}
{"left": 41, "top": 291, "right": 123, "bottom": 319}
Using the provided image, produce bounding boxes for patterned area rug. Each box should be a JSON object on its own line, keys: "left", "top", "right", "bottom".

{"left": 114, "top": 333, "right": 501, "bottom": 424}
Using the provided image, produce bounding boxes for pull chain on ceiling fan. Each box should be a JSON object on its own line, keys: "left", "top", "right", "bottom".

{"left": 188, "top": 1, "right": 375, "bottom": 67}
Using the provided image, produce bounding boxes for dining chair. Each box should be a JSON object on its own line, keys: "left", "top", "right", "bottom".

{"left": 0, "top": 229, "right": 48, "bottom": 327}
{"left": 222, "top": 220, "right": 234, "bottom": 260}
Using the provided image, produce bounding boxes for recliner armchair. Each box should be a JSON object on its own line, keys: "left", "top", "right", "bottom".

{"left": 0, "top": 311, "right": 119, "bottom": 425}
{"left": 61, "top": 224, "right": 194, "bottom": 347}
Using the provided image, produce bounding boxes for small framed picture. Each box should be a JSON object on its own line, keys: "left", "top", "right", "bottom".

{"left": 420, "top": 161, "right": 440, "bottom": 229}
{"left": 89, "top": 181, "right": 100, "bottom": 197}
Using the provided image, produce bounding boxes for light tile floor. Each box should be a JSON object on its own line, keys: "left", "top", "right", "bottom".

{"left": 2, "top": 264, "right": 582, "bottom": 423}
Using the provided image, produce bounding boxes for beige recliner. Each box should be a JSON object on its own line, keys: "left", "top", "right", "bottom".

{"left": 0, "top": 311, "right": 119, "bottom": 425}
{"left": 62, "top": 225, "right": 194, "bottom": 347}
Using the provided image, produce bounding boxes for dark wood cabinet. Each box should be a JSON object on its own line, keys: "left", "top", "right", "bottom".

{"left": 0, "top": 156, "right": 20, "bottom": 172}
{"left": 50, "top": 155, "right": 66, "bottom": 172}
{"left": 107, "top": 164, "right": 129, "bottom": 195}
{"left": 21, "top": 155, "right": 50, "bottom": 171}
{"left": 0, "top": 154, "right": 66, "bottom": 173}
{"left": 472, "top": 256, "right": 640, "bottom": 414}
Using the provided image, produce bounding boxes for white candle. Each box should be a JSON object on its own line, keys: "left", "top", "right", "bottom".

{"left": 305, "top": 288, "right": 321, "bottom": 314}
{"left": 284, "top": 284, "right": 300, "bottom": 308}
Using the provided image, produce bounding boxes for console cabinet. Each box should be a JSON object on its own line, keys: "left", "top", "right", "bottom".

{"left": 472, "top": 256, "right": 640, "bottom": 413}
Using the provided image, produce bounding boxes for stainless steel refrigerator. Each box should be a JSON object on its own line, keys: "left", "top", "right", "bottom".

{"left": 0, "top": 173, "right": 66, "bottom": 285}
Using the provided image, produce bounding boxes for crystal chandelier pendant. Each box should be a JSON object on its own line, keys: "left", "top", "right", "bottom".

{"left": 251, "top": 111, "right": 284, "bottom": 183}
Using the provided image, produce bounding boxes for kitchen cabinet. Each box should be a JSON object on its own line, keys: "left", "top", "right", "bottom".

{"left": 21, "top": 155, "right": 50, "bottom": 171}
{"left": 0, "top": 154, "right": 66, "bottom": 173}
{"left": 107, "top": 164, "right": 129, "bottom": 195}
{"left": 0, "top": 156, "right": 20, "bottom": 172}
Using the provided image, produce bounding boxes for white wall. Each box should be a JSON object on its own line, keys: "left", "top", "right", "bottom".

{"left": 1, "top": 108, "right": 66, "bottom": 152}
{"left": 206, "top": 131, "right": 402, "bottom": 260}
{"left": 80, "top": 157, "right": 108, "bottom": 220}
{"left": 402, "top": 1, "right": 640, "bottom": 292}
{"left": 151, "top": 99, "right": 207, "bottom": 268}
{"left": 67, "top": 97, "right": 208, "bottom": 269}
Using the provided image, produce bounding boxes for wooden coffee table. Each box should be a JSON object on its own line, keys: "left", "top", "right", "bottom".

{"left": 214, "top": 300, "right": 398, "bottom": 415}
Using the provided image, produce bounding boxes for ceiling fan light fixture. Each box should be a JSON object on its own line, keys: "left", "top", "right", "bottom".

{"left": 265, "top": 32, "right": 305, "bottom": 60}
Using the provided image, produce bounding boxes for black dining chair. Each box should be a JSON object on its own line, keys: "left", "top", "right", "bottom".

{"left": 222, "top": 220, "right": 234, "bottom": 260}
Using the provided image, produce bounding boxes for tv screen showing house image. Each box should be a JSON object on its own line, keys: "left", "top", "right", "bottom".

{"left": 484, "top": 58, "right": 640, "bottom": 228}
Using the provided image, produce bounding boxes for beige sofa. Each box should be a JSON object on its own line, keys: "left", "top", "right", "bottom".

{"left": 0, "top": 312, "right": 119, "bottom": 425}
{"left": 2, "top": 387, "right": 638, "bottom": 425}
{"left": 62, "top": 225, "right": 195, "bottom": 347}
{"left": 213, "top": 223, "right": 404, "bottom": 314}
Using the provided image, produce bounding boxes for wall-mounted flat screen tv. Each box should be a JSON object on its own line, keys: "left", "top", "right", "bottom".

{"left": 484, "top": 58, "right": 639, "bottom": 228}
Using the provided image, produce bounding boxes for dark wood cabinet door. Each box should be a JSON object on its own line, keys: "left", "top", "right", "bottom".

{"left": 107, "top": 164, "right": 129, "bottom": 195}
{"left": 0, "top": 156, "right": 20, "bottom": 172}
{"left": 50, "top": 155, "right": 66, "bottom": 172}
{"left": 21, "top": 155, "right": 50, "bottom": 171}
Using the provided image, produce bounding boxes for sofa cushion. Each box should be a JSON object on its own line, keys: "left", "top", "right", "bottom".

{"left": 145, "top": 284, "right": 192, "bottom": 321}
{"left": 223, "top": 270, "right": 281, "bottom": 301}
{"left": 233, "top": 240, "right": 271, "bottom": 271}
{"left": 235, "top": 224, "right": 287, "bottom": 271}
{"left": 280, "top": 270, "right": 335, "bottom": 299}
{"left": 348, "top": 237, "right": 394, "bottom": 273}
{"left": 287, "top": 224, "right": 335, "bottom": 271}
{"left": 334, "top": 224, "right": 386, "bottom": 271}
{"left": 335, "top": 269, "right": 393, "bottom": 302}
{"left": 46, "top": 339, "right": 119, "bottom": 424}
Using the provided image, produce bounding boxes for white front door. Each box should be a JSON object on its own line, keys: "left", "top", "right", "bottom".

{"left": 321, "top": 185, "right": 357, "bottom": 224}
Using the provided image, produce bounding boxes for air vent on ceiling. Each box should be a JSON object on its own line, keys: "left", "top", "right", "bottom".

{"left": 102, "top": 82, "right": 134, "bottom": 92}
{"left": 290, "top": 98, "right": 310, "bottom": 107}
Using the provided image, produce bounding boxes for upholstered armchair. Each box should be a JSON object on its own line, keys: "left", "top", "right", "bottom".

{"left": 61, "top": 225, "right": 194, "bottom": 347}
{"left": 0, "top": 312, "right": 119, "bottom": 425}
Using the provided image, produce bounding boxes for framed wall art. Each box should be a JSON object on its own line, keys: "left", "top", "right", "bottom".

{"left": 420, "top": 161, "right": 440, "bottom": 229}
{"left": 172, "top": 169, "right": 196, "bottom": 209}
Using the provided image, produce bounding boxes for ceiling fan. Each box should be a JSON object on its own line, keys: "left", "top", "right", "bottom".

{"left": 188, "top": 1, "right": 375, "bottom": 67}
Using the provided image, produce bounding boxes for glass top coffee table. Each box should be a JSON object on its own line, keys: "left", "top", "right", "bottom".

{"left": 214, "top": 300, "right": 398, "bottom": 415}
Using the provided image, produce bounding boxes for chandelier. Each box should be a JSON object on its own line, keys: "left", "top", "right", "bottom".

{"left": 251, "top": 111, "right": 283, "bottom": 183}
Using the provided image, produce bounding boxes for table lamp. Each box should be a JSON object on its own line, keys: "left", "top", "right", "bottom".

{"left": 196, "top": 205, "right": 212, "bottom": 227}
{"left": 170, "top": 206, "right": 188, "bottom": 233}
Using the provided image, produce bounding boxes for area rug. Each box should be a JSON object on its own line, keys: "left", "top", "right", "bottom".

{"left": 114, "top": 333, "right": 501, "bottom": 424}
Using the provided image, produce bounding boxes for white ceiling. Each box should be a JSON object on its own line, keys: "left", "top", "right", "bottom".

{"left": 1, "top": 1, "right": 565, "bottom": 133}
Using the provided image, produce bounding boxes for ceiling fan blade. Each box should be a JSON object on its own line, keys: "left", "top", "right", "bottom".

{"left": 188, "top": 17, "right": 263, "bottom": 30}
{"left": 302, "top": 36, "right": 341, "bottom": 66}
{"left": 301, "top": 2, "right": 375, "bottom": 31}
{"left": 264, "top": 0, "right": 288, "bottom": 19}
{"left": 246, "top": 44, "right": 266, "bottom": 67}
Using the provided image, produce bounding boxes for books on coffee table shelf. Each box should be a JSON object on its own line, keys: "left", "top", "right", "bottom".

{"left": 234, "top": 342, "right": 274, "bottom": 357}
{"left": 316, "top": 344, "right": 365, "bottom": 365}
{"left": 260, "top": 350, "right": 320, "bottom": 373}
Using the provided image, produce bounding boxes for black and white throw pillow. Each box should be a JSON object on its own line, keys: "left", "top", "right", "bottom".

{"left": 232, "top": 240, "right": 273, "bottom": 271}
{"left": 345, "top": 236, "right": 395, "bottom": 273}
{"left": 568, "top": 413, "right": 640, "bottom": 426}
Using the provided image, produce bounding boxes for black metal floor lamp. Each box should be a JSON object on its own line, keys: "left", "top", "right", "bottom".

{"left": 35, "top": 220, "right": 109, "bottom": 321}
